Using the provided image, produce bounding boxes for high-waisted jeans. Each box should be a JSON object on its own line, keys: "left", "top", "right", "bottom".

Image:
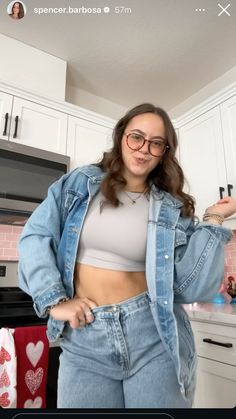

{"left": 57, "top": 292, "right": 191, "bottom": 408}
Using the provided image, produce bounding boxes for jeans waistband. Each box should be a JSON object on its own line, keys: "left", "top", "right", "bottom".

{"left": 91, "top": 291, "right": 150, "bottom": 319}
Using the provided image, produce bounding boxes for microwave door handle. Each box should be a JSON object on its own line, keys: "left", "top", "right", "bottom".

{"left": 13, "top": 115, "right": 19, "bottom": 139}
{"left": 2, "top": 113, "right": 9, "bottom": 136}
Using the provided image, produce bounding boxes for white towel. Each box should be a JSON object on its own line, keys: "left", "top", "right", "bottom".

{"left": 0, "top": 328, "right": 17, "bottom": 408}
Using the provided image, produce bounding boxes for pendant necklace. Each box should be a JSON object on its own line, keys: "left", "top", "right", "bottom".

{"left": 124, "top": 186, "right": 148, "bottom": 205}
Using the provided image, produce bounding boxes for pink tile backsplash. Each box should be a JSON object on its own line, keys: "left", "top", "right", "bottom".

{"left": 0, "top": 225, "right": 23, "bottom": 261}
{"left": 0, "top": 226, "right": 236, "bottom": 282}
{"left": 224, "top": 230, "right": 236, "bottom": 276}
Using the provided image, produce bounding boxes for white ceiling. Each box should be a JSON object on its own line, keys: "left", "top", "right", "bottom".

{"left": 0, "top": 0, "right": 236, "bottom": 112}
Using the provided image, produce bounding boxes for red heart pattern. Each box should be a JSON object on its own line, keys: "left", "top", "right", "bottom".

{"left": 25, "top": 368, "right": 44, "bottom": 395}
{"left": 0, "top": 347, "right": 11, "bottom": 365}
{"left": 0, "top": 391, "right": 10, "bottom": 407}
{"left": 0, "top": 369, "right": 10, "bottom": 388}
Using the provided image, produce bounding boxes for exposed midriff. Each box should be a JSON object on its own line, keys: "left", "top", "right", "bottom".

{"left": 74, "top": 263, "right": 148, "bottom": 306}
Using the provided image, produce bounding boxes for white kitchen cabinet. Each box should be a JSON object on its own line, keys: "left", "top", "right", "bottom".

{"left": 194, "top": 357, "right": 236, "bottom": 408}
{"left": 178, "top": 98, "right": 236, "bottom": 227}
{"left": 0, "top": 91, "right": 68, "bottom": 154}
{"left": 67, "top": 116, "right": 113, "bottom": 170}
{"left": 190, "top": 320, "right": 236, "bottom": 408}
{"left": 220, "top": 95, "right": 236, "bottom": 201}
{"left": 0, "top": 91, "right": 13, "bottom": 139}
{"left": 178, "top": 107, "right": 227, "bottom": 219}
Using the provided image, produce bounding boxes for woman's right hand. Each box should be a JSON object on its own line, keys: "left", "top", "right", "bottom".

{"left": 49, "top": 296, "right": 98, "bottom": 329}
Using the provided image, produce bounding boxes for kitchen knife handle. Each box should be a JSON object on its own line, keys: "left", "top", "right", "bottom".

{"left": 13, "top": 115, "right": 19, "bottom": 138}
{"left": 2, "top": 113, "right": 9, "bottom": 136}
{"left": 203, "top": 338, "right": 233, "bottom": 348}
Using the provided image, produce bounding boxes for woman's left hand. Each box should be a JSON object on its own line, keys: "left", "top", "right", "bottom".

{"left": 206, "top": 196, "right": 236, "bottom": 219}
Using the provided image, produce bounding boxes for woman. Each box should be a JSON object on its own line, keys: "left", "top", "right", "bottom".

{"left": 18, "top": 103, "right": 236, "bottom": 408}
{"left": 9, "top": 2, "right": 24, "bottom": 19}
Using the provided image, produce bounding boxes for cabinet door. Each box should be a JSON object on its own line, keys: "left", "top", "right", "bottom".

{"left": 67, "top": 116, "right": 113, "bottom": 170}
{"left": 9, "top": 97, "right": 68, "bottom": 154}
{"left": 178, "top": 107, "right": 227, "bottom": 218}
{"left": 0, "top": 91, "right": 13, "bottom": 140}
{"left": 221, "top": 95, "right": 236, "bottom": 201}
{"left": 194, "top": 357, "right": 236, "bottom": 408}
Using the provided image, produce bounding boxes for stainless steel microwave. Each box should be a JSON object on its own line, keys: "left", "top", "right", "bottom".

{"left": 0, "top": 139, "right": 70, "bottom": 225}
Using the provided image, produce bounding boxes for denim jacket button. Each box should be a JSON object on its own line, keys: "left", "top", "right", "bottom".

{"left": 164, "top": 254, "right": 169, "bottom": 259}
{"left": 164, "top": 300, "right": 168, "bottom": 305}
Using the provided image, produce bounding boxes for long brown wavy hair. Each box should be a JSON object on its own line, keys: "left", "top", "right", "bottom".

{"left": 10, "top": 2, "right": 24, "bottom": 19}
{"left": 97, "top": 103, "right": 195, "bottom": 218}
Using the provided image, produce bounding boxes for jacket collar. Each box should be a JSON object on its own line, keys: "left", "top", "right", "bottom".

{"left": 80, "top": 165, "right": 183, "bottom": 209}
{"left": 79, "top": 165, "right": 106, "bottom": 183}
{"left": 150, "top": 184, "right": 183, "bottom": 209}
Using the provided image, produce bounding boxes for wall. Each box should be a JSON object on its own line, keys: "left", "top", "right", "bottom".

{"left": 170, "top": 64, "right": 236, "bottom": 119}
{"left": 1, "top": 225, "right": 236, "bottom": 297}
{"left": 0, "top": 34, "right": 67, "bottom": 101}
{"left": 0, "top": 34, "right": 125, "bottom": 119}
{"left": 66, "top": 84, "right": 127, "bottom": 120}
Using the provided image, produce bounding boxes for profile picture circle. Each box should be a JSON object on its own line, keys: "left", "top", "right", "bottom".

{"left": 7, "top": 1, "right": 26, "bottom": 20}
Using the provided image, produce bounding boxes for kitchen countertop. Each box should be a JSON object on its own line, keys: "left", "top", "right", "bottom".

{"left": 183, "top": 302, "right": 236, "bottom": 326}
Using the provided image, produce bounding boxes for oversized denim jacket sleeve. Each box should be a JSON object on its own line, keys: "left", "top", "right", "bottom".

{"left": 17, "top": 168, "right": 83, "bottom": 317}
{"left": 173, "top": 217, "right": 233, "bottom": 303}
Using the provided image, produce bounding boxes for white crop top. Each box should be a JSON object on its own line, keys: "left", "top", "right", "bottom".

{"left": 76, "top": 190, "right": 149, "bottom": 271}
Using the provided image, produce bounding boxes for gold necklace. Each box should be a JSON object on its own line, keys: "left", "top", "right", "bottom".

{"left": 124, "top": 187, "right": 148, "bottom": 205}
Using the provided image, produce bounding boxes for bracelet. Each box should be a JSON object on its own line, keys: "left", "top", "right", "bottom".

{"left": 46, "top": 297, "right": 70, "bottom": 314}
{"left": 202, "top": 212, "right": 224, "bottom": 225}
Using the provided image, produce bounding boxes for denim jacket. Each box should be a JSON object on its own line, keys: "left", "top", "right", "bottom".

{"left": 18, "top": 164, "right": 232, "bottom": 400}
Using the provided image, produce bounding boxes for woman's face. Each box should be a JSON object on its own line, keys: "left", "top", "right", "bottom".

{"left": 121, "top": 113, "right": 166, "bottom": 183}
{"left": 13, "top": 3, "right": 20, "bottom": 15}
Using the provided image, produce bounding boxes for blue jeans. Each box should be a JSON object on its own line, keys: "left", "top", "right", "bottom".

{"left": 57, "top": 292, "right": 191, "bottom": 408}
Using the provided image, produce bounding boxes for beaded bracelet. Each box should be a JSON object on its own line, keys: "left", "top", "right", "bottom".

{"left": 202, "top": 212, "right": 224, "bottom": 225}
{"left": 46, "top": 297, "right": 70, "bottom": 314}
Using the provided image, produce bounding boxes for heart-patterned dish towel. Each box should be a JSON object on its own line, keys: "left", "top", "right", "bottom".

{"left": 14, "top": 325, "right": 49, "bottom": 408}
{"left": 0, "top": 328, "right": 17, "bottom": 408}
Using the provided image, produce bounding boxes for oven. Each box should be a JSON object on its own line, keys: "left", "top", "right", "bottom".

{"left": 0, "top": 261, "right": 61, "bottom": 408}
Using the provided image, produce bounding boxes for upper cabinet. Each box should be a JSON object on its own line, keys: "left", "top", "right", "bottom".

{"left": 0, "top": 91, "right": 13, "bottom": 138}
{"left": 178, "top": 107, "right": 227, "bottom": 218}
{"left": 0, "top": 85, "right": 116, "bottom": 169}
{"left": 220, "top": 95, "right": 236, "bottom": 201}
{"left": 67, "top": 116, "right": 113, "bottom": 170}
{"left": 178, "top": 91, "right": 236, "bottom": 228}
{"left": 0, "top": 91, "right": 68, "bottom": 154}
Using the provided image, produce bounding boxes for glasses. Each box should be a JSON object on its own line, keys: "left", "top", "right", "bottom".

{"left": 125, "top": 132, "right": 169, "bottom": 157}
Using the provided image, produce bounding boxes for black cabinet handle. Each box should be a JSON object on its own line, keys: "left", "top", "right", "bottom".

{"left": 13, "top": 115, "right": 19, "bottom": 138}
{"left": 227, "top": 184, "right": 233, "bottom": 196}
{"left": 219, "top": 186, "right": 225, "bottom": 199}
{"left": 203, "top": 338, "right": 233, "bottom": 348}
{"left": 2, "top": 112, "right": 9, "bottom": 136}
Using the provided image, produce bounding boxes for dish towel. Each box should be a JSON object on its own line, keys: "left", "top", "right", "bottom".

{"left": 0, "top": 328, "right": 17, "bottom": 408}
{"left": 14, "top": 325, "right": 49, "bottom": 408}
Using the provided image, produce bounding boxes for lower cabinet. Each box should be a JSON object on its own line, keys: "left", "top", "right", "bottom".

{"left": 190, "top": 320, "right": 236, "bottom": 408}
{"left": 194, "top": 357, "right": 236, "bottom": 407}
